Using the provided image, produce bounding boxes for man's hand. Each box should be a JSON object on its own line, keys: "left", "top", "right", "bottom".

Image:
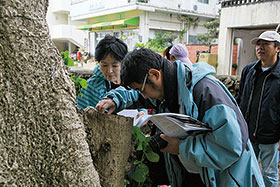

{"left": 95, "top": 99, "right": 116, "bottom": 114}
{"left": 160, "top": 134, "right": 180, "bottom": 155}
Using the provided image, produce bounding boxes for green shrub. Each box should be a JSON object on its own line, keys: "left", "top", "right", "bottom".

{"left": 60, "top": 50, "right": 74, "bottom": 66}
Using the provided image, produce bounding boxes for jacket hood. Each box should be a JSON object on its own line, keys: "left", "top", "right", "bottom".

{"left": 176, "top": 61, "right": 216, "bottom": 118}
{"left": 191, "top": 62, "right": 216, "bottom": 85}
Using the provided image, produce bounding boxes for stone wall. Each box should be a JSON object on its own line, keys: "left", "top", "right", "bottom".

{"left": 215, "top": 75, "right": 240, "bottom": 97}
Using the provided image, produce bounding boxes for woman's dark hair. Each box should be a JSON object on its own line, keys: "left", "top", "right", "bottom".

{"left": 95, "top": 34, "right": 128, "bottom": 62}
{"left": 163, "top": 45, "right": 173, "bottom": 60}
{"left": 121, "top": 48, "right": 165, "bottom": 86}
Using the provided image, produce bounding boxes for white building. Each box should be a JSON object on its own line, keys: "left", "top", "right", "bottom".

{"left": 70, "top": 0, "right": 220, "bottom": 56}
{"left": 46, "top": 0, "right": 89, "bottom": 54}
{"left": 217, "top": 0, "right": 280, "bottom": 75}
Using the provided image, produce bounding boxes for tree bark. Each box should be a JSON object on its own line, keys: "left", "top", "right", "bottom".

{"left": 0, "top": 1, "right": 100, "bottom": 186}
{"left": 83, "top": 110, "right": 133, "bottom": 187}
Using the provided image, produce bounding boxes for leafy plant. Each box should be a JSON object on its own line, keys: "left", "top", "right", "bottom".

{"left": 60, "top": 51, "right": 87, "bottom": 97}
{"left": 178, "top": 29, "right": 186, "bottom": 43}
{"left": 196, "top": 9, "right": 220, "bottom": 52}
{"left": 181, "top": 15, "right": 199, "bottom": 29}
{"left": 232, "top": 62, "right": 238, "bottom": 69}
{"left": 60, "top": 50, "right": 74, "bottom": 66}
{"left": 134, "top": 42, "right": 146, "bottom": 48}
{"left": 70, "top": 76, "right": 88, "bottom": 97}
{"left": 135, "top": 31, "right": 176, "bottom": 52}
{"left": 128, "top": 126, "right": 160, "bottom": 186}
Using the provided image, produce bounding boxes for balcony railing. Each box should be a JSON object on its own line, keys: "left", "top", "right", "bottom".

{"left": 221, "top": 0, "right": 274, "bottom": 8}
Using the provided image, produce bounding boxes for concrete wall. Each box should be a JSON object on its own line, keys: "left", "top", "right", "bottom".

{"left": 70, "top": 0, "right": 219, "bottom": 20}
{"left": 233, "top": 29, "right": 260, "bottom": 75}
{"left": 47, "top": 0, "right": 89, "bottom": 52}
{"left": 218, "top": 1, "right": 280, "bottom": 75}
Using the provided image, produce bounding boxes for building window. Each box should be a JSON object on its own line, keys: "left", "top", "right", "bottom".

{"left": 121, "top": 30, "right": 139, "bottom": 50}
{"left": 198, "top": 0, "right": 209, "bottom": 4}
{"left": 113, "top": 32, "right": 121, "bottom": 38}
{"left": 96, "top": 32, "right": 113, "bottom": 45}
{"left": 188, "top": 35, "right": 201, "bottom": 44}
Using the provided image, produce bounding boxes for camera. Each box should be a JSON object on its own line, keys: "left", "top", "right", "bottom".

{"left": 148, "top": 133, "right": 168, "bottom": 153}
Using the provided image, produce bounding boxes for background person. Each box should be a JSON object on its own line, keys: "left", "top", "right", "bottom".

{"left": 96, "top": 47, "right": 264, "bottom": 187}
{"left": 162, "top": 45, "right": 173, "bottom": 60}
{"left": 169, "top": 44, "right": 192, "bottom": 66}
{"left": 236, "top": 30, "right": 280, "bottom": 187}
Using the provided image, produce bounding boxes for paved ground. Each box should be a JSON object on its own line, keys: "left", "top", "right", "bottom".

{"left": 69, "top": 63, "right": 96, "bottom": 74}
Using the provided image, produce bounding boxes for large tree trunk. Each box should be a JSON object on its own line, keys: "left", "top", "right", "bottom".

{"left": 83, "top": 110, "right": 133, "bottom": 187}
{"left": 0, "top": 1, "right": 100, "bottom": 186}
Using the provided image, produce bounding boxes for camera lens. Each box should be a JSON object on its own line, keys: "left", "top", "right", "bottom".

{"left": 148, "top": 133, "right": 168, "bottom": 152}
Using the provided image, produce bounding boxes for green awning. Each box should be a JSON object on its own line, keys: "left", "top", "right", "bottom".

{"left": 77, "top": 17, "right": 139, "bottom": 30}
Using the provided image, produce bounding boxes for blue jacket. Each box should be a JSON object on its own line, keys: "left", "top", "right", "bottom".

{"left": 103, "top": 62, "right": 264, "bottom": 187}
{"left": 175, "top": 61, "right": 264, "bottom": 187}
{"left": 236, "top": 58, "right": 280, "bottom": 144}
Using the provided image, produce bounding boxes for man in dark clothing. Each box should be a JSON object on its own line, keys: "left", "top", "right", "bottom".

{"left": 236, "top": 30, "right": 280, "bottom": 187}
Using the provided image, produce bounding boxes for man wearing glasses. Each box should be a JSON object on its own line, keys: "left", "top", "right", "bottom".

{"left": 96, "top": 48, "right": 264, "bottom": 187}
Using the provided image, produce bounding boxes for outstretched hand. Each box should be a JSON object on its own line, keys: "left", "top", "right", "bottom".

{"left": 95, "top": 99, "right": 116, "bottom": 114}
{"left": 160, "top": 134, "right": 180, "bottom": 155}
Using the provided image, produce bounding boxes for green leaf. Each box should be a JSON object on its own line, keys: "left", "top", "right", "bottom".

{"left": 136, "top": 131, "right": 146, "bottom": 143}
{"left": 138, "top": 163, "right": 149, "bottom": 175}
{"left": 130, "top": 164, "right": 149, "bottom": 183}
{"left": 133, "top": 160, "right": 141, "bottom": 165}
{"left": 67, "top": 57, "right": 74, "bottom": 66}
{"left": 132, "top": 126, "right": 146, "bottom": 143}
{"left": 132, "top": 126, "right": 142, "bottom": 141}
{"left": 64, "top": 50, "right": 69, "bottom": 59}
{"left": 70, "top": 76, "right": 75, "bottom": 81}
{"left": 146, "top": 151, "right": 160, "bottom": 162}
{"left": 124, "top": 179, "right": 130, "bottom": 185}
{"left": 137, "top": 143, "right": 143, "bottom": 151}
{"left": 130, "top": 171, "right": 146, "bottom": 183}
{"left": 133, "top": 126, "right": 142, "bottom": 134}
{"left": 80, "top": 79, "right": 88, "bottom": 89}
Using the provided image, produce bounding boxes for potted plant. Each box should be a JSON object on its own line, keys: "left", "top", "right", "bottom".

{"left": 232, "top": 62, "right": 238, "bottom": 75}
